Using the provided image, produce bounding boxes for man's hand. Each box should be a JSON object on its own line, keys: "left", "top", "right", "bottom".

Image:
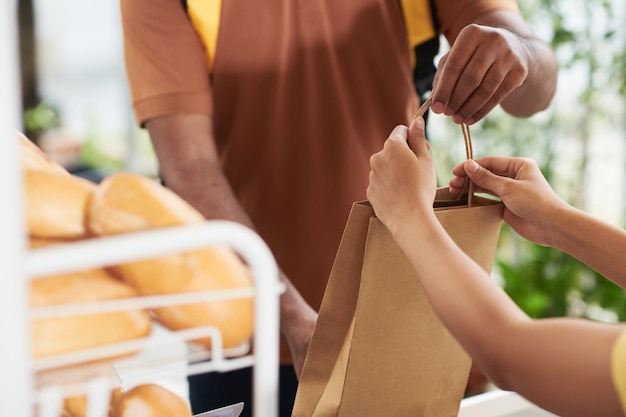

{"left": 431, "top": 10, "right": 557, "bottom": 125}
{"left": 431, "top": 24, "right": 529, "bottom": 124}
{"left": 279, "top": 272, "right": 318, "bottom": 379}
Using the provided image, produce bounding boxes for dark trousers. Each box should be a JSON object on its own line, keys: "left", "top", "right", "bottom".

{"left": 188, "top": 365, "right": 298, "bottom": 417}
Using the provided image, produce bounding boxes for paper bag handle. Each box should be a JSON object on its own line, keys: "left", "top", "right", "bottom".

{"left": 413, "top": 96, "right": 475, "bottom": 207}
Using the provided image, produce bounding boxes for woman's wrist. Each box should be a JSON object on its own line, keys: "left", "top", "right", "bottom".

{"left": 389, "top": 209, "right": 440, "bottom": 247}
{"left": 543, "top": 203, "right": 578, "bottom": 250}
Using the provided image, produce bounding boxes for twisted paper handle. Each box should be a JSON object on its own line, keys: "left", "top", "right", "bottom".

{"left": 412, "top": 97, "right": 475, "bottom": 207}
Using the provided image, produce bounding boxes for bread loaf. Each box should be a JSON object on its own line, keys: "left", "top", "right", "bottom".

{"left": 19, "top": 130, "right": 69, "bottom": 175}
{"left": 110, "top": 384, "right": 191, "bottom": 417}
{"left": 21, "top": 132, "right": 95, "bottom": 239}
{"left": 31, "top": 268, "right": 152, "bottom": 360}
{"left": 88, "top": 172, "right": 203, "bottom": 235}
{"left": 29, "top": 237, "right": 80, "bottom": 249}
{"left": 25, "top": 170, "right": 96, "bottom": 239}
{"left": 61, "top": 387, "right": 123, "bottom": 417}
{"left": 112, "top": 246, "right": 255, "bottom": 348}
{"left": 60, "top": 385, "right": 188, "bottom": 417}
{"left": 87, "top": 173, "right": 254, "bottom": 349}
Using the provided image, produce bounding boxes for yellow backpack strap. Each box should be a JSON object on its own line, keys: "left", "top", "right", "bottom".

{"left": 400, "top": 0, "right": 437, "bottom": 50}
{"left": 400, "top": 0, "right": 440, "bottom": 103}
{"left": 184, "top": 0, "right": 222, "bottom": 72}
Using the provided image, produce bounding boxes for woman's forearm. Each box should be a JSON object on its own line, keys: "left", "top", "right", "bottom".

{"left": 391, "top": 215, "right": 529, "bottom": 366}
{"left": 392, "top": 216, "right": 624, "bottom": 416}
{"left": 549, "top": 205, "right": 626, "bottom": 289}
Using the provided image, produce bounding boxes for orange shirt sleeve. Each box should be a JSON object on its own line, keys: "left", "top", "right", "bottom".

{"left": 435, "top": 0, "right": 520, "bottom": 44}
{"left": 120, "top": 0, "right": 213, "bottom": 126}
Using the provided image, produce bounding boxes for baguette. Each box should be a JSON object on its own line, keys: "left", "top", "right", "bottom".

{"left": 88, "top": 172, "right": 203, "bottom": 235}
{"left": 31, "top": 268, "right": 152, "bottom": 360}
{"left": 25, "top": 170, "right": 96, "bottom": 239}
{"left": 61, "top": 388, "right": 122, "bottom": 417}
{"left": 112, "top": 246, "right": 255, "bottom": 348}
{"left": 29, "top": 237, "right": 81, "bottom": 249}
{"left": 110, "top": 384, "right": 191, "bottom": 417}
{"left": 87, "top": 173, "right": 254, "bottom": 349}
{"left": 19, "top": 130, "right": 69, "bottom": 175}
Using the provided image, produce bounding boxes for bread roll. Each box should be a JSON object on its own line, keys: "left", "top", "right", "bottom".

{"left": 87, "top": 172, "right": 254, "bottom": 349}
{"left": 61, "top": 388, "right": 122, "bottom": 417}
{"left": 25, "top": 170, "right": 96, "bottom": 239}
{"left": 88, "top": 172, "right": 203, "bottom": 235}
{"left": 61, "top": 392, "right": 88, "bottom": 417}
{"left": 19, "top": 130, "right": 69, "bottom": 175}
{"left": 31, "top": 268, "right": 152, "bottom": 360}
{"left": 113, "top": 246, "right": 254, "bottom": 348}
{"left": 110, "top": 384, "right": 191, "bottom": 417}
{"left": 29, "top": 237, "right": 84, "bottom": 249}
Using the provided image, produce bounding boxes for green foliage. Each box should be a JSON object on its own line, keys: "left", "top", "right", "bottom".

{"left": 22, "top": 101, "right": 61, "bottom": 141}
{"left": 79, "top": 134, "right": 124, "bottom": 173}
{"left": 497, "top": 225, "right": 626, "bottom": 321}
{"left": 434, "top": 0, "right": 626, "bottom": 322}
{"left": 611, "top": 48, "right": 626, "bottom": 96}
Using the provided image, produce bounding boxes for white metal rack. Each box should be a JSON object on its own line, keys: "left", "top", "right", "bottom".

{"left": 27, "top": 224, "right": 283, "bottom": 417}
{"left": 1, "top": 2, "right": 282, "bottom": 416}
{"left": 459, "top": 389, "right": 559, "bottom": 417}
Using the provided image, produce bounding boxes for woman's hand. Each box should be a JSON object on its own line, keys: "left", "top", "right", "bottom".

{"left": 449, "top": 156, "right": 568, "bottom": 246}
{"left": 367, "top": 117, "right": 437, "bottom": 237}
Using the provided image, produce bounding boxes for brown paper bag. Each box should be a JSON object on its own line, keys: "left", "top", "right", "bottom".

{"left": 292, "top": 188, "right": 503, "bottom": 417}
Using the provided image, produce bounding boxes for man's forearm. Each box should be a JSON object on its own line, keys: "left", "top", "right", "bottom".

{"left": 167, "top": 161, "right": 318, "bottom": 352}
{"left": 500, "top": 36, "right": 557, "bottom": 117}
{"left": 146, "top": 114, "right": 254, "bottom": 226}
{"left": 475, "top": 10, "right": 558, "bottom": 117}
{"left": 161, "top": 161, "right": 254, "bottom": 226}
{"left": 146, "top": 114, "right": 317, "bottom": 374}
